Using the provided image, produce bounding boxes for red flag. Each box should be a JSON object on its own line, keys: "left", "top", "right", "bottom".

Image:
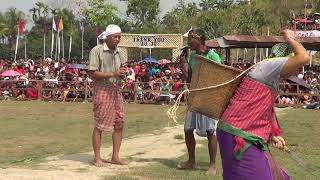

{"left": 43, "top": 21, "right": 48, "bottom": 35}
{"left": 18, "top": 17, "right": 24, "bottom": 33}
{"left": 96, "top": 27, "right": 101, "bottom": 38}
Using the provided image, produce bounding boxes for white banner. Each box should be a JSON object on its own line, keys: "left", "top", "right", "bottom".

{"left": 293, "top": 30, "right": 320, "bottom": 37}
{"left": 291, "top": 30, "right": 319, "bottom": 66}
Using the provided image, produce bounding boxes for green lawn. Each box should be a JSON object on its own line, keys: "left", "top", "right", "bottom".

{"left": 0, "top": 101, "right": 182, "bottom": 165}
{"left": 0, "top": 102, "right": 319, "bottom": 179}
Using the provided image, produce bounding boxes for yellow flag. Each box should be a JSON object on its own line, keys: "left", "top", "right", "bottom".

{"left": 59, "top": 18, "right": 64, "bottom": 31}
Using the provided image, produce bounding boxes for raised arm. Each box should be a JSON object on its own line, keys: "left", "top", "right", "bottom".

{"left": 280, "top": 30, "right": 309, "bottom": 77}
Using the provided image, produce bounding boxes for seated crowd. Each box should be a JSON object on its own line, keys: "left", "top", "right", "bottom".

{"left": 0, "top": 57, "right": 319, "bottom": 108}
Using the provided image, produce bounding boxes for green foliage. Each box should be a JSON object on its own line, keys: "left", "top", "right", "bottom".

{"left": 232, "top": 5, "right": 267, "bottom": 35}
{"left": 126, "top": 0, "right": 160, "bottom": 28}
{"left": 0, "top": 44, "right": 13, "bottom": 59}
{"left": 199, "top": 0, "right": 235, "bottom": 10}
{"left": 161, "top": 1, "right": 199, "bottom": 33}
{"left": 197, "top": 9, "right": 233, "bottom": 38}
{"left": 83, "top": 0, "right": 119, "bottom": 27}
{"left": 0, "top": 8, "right": 24, "bottom": 48}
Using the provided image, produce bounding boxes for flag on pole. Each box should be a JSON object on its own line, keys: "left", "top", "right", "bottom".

{"left": 59, "top": 18, "right": 64, "bottom": 32}
{"left": 68, "top": 35, "right": 72, "bottom": 61}
{"left": 96, "top": 27, "right": 101, "bottom": 45}
{"left": 43, "top": 21, "right": 48, "bottom": 35}
{"left": 14, "top": 17, "right": 23, "bottom": 61}
{"left": 24, "top": 34, "right": 28, "bottom": 60}
{"left": 95, "top": 26, "right": 101, "bottom": 38}
{"left": 80, "top": 22, "right": 84, "bottom": 59}
{"left": 79, "top": 22, "right": 84, "bottom": 33}
{"left": 304, "top": 0, "right": 308, "bottom": 7}
{"left": 52, "top": 17, "right": 58, "bottom": 31}
{"left": 43, "top": 21, "right": 48, "bottom": 59}
{"left": 51, "top": 17, "right": 55, "bottom": 59}
{"left": 18, "top": 17, "right": 24, "bottom": 33}
{"left": 58, "top": 17, "right": 64, "bottom": 59}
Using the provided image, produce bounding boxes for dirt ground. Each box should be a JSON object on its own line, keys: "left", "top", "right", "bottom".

{"left": 0, "top": 125, "right": 205, "bottom": 180}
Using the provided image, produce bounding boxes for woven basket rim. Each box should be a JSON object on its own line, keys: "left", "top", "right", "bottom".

{"left": 195, "top": 55, "right": 243, "bottom": 73}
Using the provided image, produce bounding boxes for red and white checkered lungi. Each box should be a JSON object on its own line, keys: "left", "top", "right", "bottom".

{"left": 92, "top": 83, "right": 124, "bottom": 132}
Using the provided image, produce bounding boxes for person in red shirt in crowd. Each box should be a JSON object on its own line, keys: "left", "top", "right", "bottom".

{"left": 26, "top": 83, "right": 38, "bottom": 100}
{"left": 170, "top": 64, "right": 176, "bottom": 77}
{"left": 15, "top": 65, "right": 25, "bottom": 75}
{"left": 133, "top": 62, "right": 140, "bottom": 75}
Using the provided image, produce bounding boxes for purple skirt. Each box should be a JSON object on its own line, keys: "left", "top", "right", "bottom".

{"left": 217, "top": 129, "right": 290, "bottom": 180}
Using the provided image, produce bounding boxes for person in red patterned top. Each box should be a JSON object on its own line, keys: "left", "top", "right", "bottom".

{"left": 217, "top": 29, "right": 309, "bottom": 180}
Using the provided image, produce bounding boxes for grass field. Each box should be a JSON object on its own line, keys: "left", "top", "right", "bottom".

{"left": 0, "top": 101, "right": 319, "bottom": 179}
{"left": 0, "top": 101, "right": 180, "bottom": 166}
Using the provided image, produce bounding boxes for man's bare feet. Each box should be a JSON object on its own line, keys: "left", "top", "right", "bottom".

{"left": 110, "top": 158, "right": 129, "bottom": 165}
{"left": 177, "top": 160, "right": 196, "bottom": 170}
{"left": 205, "top": 164, "right": 216, "bottom": 176}
{"left": 91, "top": 159, "right": 108, "bottom": 167}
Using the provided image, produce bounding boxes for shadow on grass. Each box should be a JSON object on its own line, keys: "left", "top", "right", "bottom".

{"left": 55, "top": 153, "right": 93, "bottom": 164}
{"left": 129, "top": 157, "right": 210, "bottom": 171}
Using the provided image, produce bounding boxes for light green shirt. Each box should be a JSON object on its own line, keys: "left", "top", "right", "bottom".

{"left": 88, "top": 43, "right": 126, "bottom": 84}
{"left": 188, "top": 49, "right": 221, "bottom": 72}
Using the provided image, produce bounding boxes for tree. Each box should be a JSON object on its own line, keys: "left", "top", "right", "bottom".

{"left": 0, "top": 13, "right": 9, "bottom": 39}
{"left": 3, "top": 8, "right": 24, "bottom": 48}
{"left": 83, "top": 0, "right": 119, "bottom": 27}
{"left": 30, "top": 2, "right": 50, "bottom": 24}
{"left": 197, "top": 8, "right": 233, "bottom": 38}
{"left": 231, "top": 5, "right": 267, "bottom": 35}
{"left": 252, "top": 0, "right": 304, "bottom": 34}
{"left": 199, "top": 0, "right": 219, "bottom": 11}
{"left": 126, "top": 0, "right": 160, "bottom": 27}
{"left": 29, "top": 7, "right": 38, "bottom": 22}
{"left": 162, "top": 1, "right": 199, "bottom": 33}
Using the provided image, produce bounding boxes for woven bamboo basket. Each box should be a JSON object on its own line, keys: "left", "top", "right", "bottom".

{"left": 188, "top": 55, "right": 245, "bottom": 119}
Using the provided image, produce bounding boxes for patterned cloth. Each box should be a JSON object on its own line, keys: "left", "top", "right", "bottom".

{"left": 222, "top": 77, "right": 281, "bottom": 143}
{"left": 92, "top": 83, "right": 124, "bottom": 132}
{"left": 218, "top": 77, "right": 287, "bottom": 179}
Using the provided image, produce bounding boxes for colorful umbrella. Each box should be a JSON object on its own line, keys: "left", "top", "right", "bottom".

{"left": 158, "top": 59, "right": 171, "bottom": 65}
{"left": 68, "top": 64, "right": 88, "bottom": 69}
{"left": 1, "top": 70, "right": 23, "bottom": 77}
{"left": 143, "top": 57, "right": 157, "bottom": 63}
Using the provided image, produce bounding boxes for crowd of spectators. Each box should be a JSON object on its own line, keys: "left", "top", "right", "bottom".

{"left": 277, "top": 65, "right": 320, "bottom": 109}
{"left": 0, "top": 57, "right": 186, "bottom": 104}
{"left": 0, "top": 57, "right": 91, "bottom": 102}
{"left": 1, "top": 57, "right": 319, "bottom": 108}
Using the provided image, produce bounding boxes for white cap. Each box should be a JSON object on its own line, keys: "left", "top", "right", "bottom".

{"left": 98, "top": 24, "right": 121, "bottom": 39}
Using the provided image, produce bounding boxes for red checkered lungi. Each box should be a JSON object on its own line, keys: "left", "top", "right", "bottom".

{"left": 92, "top": 83, "right": 124, "bottom": 132}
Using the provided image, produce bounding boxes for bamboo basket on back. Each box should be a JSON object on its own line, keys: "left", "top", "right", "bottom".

{"left": 187, "top": 55, "right": 246, "bottom": 119}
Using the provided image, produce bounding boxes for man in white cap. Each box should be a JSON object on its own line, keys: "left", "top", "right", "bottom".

{"left": 88, "top": 24, "right": 128, "bottom": 167}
